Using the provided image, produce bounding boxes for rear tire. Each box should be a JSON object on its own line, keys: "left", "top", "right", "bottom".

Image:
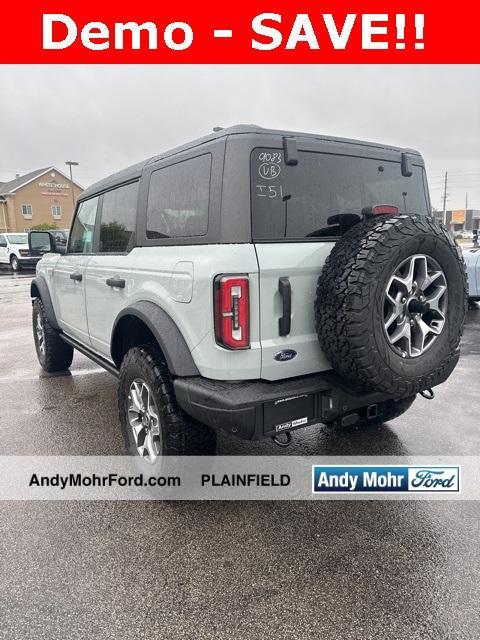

{"left": 118, "top": 344, "right": 216, "bottom": 466}
{"left": 32, "top": 298, "right": 73, "bottom": 372}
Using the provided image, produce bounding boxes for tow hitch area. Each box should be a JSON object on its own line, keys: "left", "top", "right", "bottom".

{"left": 420, "top": 388, "right": 435, "bottom": 400}
{"left": 272, "top": 431, "right": 292, "bottom": 447}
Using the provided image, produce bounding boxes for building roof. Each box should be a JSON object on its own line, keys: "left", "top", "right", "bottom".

{"left": 0, "top": 167, "right": 83, "bottom": 196}
{"left": 81, "top": 124, "right": 421, "bottom": 200}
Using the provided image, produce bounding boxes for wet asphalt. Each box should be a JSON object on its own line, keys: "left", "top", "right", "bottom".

{"left": 0, "top": 270, "right": 479, "bottom": 639}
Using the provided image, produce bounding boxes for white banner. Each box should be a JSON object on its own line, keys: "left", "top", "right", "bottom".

{"left": 0, "top": 456, "right": 479, "bottom": 500}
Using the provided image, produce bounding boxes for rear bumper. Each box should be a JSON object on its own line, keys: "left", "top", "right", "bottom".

{"left": 174, "top": 372, "right": 392, "bottom": 440}
{"left": 174, "top": 353, "right": 459, "bottom": 441}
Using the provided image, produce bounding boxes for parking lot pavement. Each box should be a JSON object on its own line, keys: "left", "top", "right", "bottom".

{"left": 0, "top": 271, "right": 479, "bottom": 639}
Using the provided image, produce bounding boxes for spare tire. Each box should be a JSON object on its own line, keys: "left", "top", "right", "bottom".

{"left": 315, "top": 214, "right": 467, "bottom": 396}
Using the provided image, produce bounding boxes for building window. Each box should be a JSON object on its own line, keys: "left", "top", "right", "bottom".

{"left": 51, "top": 205, "right": 62, "bottom": 219}
{"left": 21, "top": 204, "right": 33, "bottom": 219}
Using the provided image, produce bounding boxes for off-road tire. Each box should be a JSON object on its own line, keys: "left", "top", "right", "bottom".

{"left": 315, "top": 215, "right": 467, "bottom": 396}
{"left": 325, "top": 395, "right": 416, "bottom": 431}
{"left": 32, "top": 297, "right": 74, "bottom": 372}
{"left": 10, "top": 255, "right": 20, "bottom": 272}
{"left": 118, "top": 344, "right": 216, "bottom": 458}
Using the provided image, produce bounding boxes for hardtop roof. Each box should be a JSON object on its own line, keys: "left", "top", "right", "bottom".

{"left": 80, "top": 124, "right": 422, "bottom": 200}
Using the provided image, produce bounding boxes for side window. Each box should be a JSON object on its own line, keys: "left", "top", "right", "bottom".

{"left": 0, "top": 235, "right": 6, "bottom": 247}
{"left": 99, "top": 182, "right": 138, "bottom": 253}
{"left": 68, "top": 197, "right": 99, "bottom": 254}
{"left": 146, "top": 154, "right": 211, "bottom": 239}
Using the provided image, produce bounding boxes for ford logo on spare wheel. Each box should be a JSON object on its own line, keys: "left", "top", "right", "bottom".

{"left": 274, "top": 349, "right": 297, "bottom": 362}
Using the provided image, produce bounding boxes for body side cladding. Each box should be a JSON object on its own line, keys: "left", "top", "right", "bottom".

{"left": 111, "top": 301, "right": 200, "bottom": 377}
{"left": 30, "top": 277, "right": 60, "bottom": 330}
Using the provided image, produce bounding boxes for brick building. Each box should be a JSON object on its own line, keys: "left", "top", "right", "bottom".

{"left": 0, "top": 167, "right": 83, "bottom": 232}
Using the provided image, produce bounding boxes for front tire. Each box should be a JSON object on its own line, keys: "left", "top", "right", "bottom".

{"left": 118, "top": 345, "right": 216, "bottom": 465}
{"left": 10, "top": 255, "right": 20, "bottom": 272}
{"left": 32, "top": 298, "right": 73, "bottom": 372}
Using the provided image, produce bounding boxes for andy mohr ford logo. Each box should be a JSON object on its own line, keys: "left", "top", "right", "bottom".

{"left": 312, "top": 466, "right": 460, "bottom": 493}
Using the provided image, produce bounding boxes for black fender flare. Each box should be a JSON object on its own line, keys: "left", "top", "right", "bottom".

{"left": 111, "top": 301, "right": 200, "bottom": 377}
{"left": 30, "top": 277, "right": 61, "bottom": 330}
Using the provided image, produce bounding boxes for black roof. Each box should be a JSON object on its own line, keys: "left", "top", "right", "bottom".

{"left": 80, "top": 124, "right": 421, "bottom": 200}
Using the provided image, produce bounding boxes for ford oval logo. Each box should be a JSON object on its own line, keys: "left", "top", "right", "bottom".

{"left": 274, "top": 349, "right": 297, "bottom": 362}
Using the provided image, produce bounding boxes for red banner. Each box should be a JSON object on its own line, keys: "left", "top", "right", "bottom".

{"left": 1, "top": 0, "right": 479, "bottom": 63}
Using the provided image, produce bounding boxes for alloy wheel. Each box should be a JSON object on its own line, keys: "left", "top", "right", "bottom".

{"left": 127, "top": 379, "right": 162, "bottom": 463}
{"left": 35, "top": 314, "right": 45, "bottom": 356}
{"left": 383, "top": 254, "right": 447, "bottom": 358}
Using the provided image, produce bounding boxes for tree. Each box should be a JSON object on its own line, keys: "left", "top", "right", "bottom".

{"left": 30, "top": 223, "right": 58, "bottom": 230}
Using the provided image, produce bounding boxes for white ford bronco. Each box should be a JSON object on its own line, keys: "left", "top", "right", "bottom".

{"left": 30, "top": 125, "right": 467, "bottom": 463}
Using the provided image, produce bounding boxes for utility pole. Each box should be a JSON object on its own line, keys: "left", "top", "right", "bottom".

{"left": 465, "top": 192, "right": 468, "bottom": 210}
{"left": 442, "top": 171, "right": 448, "bottom": 226}
{"left": 65, "top": 161, "right": 79, "bottom": 212}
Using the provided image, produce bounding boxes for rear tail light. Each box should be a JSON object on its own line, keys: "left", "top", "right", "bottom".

{"left": 366, "top": 204, "right": 399, "bottom": 216}
{"left": 214, "top": 275, "right": 250, "bottom": 349}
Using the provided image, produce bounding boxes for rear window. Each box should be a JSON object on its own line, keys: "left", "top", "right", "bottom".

{"left": 251, "top": 148, "right": 429, "bottom": 241}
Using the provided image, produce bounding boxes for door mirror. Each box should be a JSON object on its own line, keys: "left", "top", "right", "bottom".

{"left": 28, "top": 231, "right": 57, "bottom": 255}
{"left": 0, "top": 239, "right": 7, "bottom": 248}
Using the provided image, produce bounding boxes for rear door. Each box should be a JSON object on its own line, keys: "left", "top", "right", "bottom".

{"left": 85, "top": 181, "right": 139, "bottom": 357}
{"left": 252, "top": 145, "right": 430, "bottom": 380}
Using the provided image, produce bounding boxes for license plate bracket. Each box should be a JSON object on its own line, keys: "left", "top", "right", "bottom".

{"left": 263, "top": 393, "right": 315, "bottom": 435}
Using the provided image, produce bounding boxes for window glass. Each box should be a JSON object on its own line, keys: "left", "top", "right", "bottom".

{"left": 53, "top": 230, "right": 68, "bottom": 247}
{"left": 147, "top": 155, "right": 211, "bottom": 239}
{"left": 99, "top": 182, "right": 138, "bottom": 253}
{"left": 251, "top": 149, "right": 429, "bottom": 240}
{"left": 68, "top": 197, "right": 99, "bottom": 254}
{"left": 6, "top": 234, "right": 27, "bottom": 244}
{"left": 21, "top": 204, "right": 33, "bottom": 218}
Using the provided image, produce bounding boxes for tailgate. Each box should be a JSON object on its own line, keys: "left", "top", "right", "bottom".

{"left": 254, "top": 242, "right": 334, "bottom": 381}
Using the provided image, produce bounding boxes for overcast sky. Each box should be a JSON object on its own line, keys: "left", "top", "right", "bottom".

{"left": 0, "top": 65, "right": 478, "bottom": 210}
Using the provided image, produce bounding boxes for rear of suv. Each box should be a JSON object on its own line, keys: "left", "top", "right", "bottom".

{"left": 30, "top": 125, "right": 467, "bottom": 464}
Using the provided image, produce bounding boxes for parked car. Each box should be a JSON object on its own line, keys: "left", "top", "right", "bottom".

{"left": 454, "top": 230, "right": 473, "bottom": 240}
{"left": 0, "top": 232, "right": 42, "bottom": 271}
{"left": 463, "top": 248, "right": 480, "bottom": 302}
{"left": 29, "top": 125, "right": 467, "bottom": 467}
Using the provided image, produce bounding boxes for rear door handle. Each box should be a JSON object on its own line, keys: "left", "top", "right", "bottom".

{"left": 106, "top": 277, "right": 125, "bottom": 289}
{"left": 278, "top": 277, "right": 291, "bottom": 336}
{"left": 70, "top": 272, "right": 82, "bottom": 282}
